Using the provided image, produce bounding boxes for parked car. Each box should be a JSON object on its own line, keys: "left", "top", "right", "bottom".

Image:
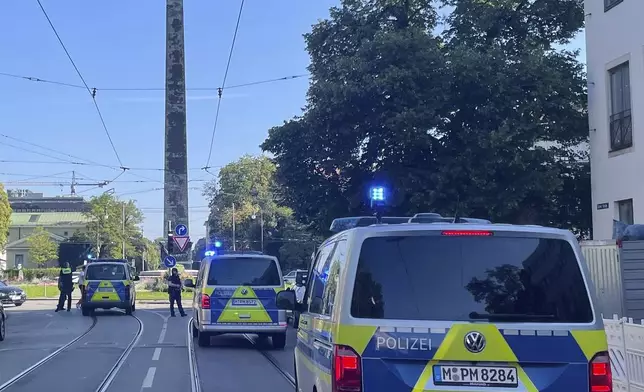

{"left": 0, "top": 281, "right": 26, "bottom": 306}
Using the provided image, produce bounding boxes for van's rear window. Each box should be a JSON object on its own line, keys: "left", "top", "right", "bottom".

{"left": 207, "top": 257, "right": 281, "bottom": 286}
{"left": 86, "top": 264, "right": 126, "bottom": 281}
{"left": 351, "top": 235, "right": 594, "bottom": 323}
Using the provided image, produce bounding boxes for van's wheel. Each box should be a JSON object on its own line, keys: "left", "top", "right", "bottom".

{"left": 0, "top": 315, "right": 6, "bottom": 341}
{"left": 272, "top": 333, "right": 287, "bottom": 349}
{"left": 125, "top": 305, "right": 133, "bottom": 315}
{"left": 81, "top": 307, "right": 91, "bottom": 317}
{"left": 293, "top": 354, "right": 299, "bottom": 391}
{"left": 132, "top": 301, "right": 136, "bottom": 312}
{"left": 192, "top": 320, "right": 199, "bottom": 338}
{"left": 197, "top": 331, "right": 210, "bottom": 347}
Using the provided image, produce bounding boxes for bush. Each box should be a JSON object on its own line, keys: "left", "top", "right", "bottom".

{"left": 2, "top": 268, "right": 60, "bottom": 282}
{"left": 137, "top": 274, "right": 194, "bottom": 293}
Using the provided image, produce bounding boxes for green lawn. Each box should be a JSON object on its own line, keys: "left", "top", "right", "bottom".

{"left": 17, "top": 284, "right": 189, "bottom": 301}
{"left": 18, "top": 285, "right": 59, "bottom": 298}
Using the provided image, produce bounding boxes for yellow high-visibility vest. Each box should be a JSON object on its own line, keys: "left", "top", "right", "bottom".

{"left": 61, "top": 268, "right": 72, "bottom": 274}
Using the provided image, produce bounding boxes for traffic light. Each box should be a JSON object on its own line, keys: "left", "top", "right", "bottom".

{"left": 167, "top": 234, "right": 175, "bottom": 254}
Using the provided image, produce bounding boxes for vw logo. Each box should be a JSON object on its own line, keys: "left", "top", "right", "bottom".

{"left": 464, "top": 331, "right": 486, "bottom": 353}
{"left": 241, "top": 288, "right": 248, "bottom": 295}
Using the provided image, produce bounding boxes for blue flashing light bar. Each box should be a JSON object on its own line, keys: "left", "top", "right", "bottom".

{"left": 87, "top": 258, "right": 129, "bottom": 263}
{"left": 329, "top": 213, "right": 491, "bottom": 233}
{"left": 204, "top": 250, "right": 216, "bottom": 257}
{"left": 370, "top": 186, "right": 385, "bottom": 202}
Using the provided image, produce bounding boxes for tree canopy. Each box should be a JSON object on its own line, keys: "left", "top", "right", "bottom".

{"left": 204, "top": 155, "right": 319, "bottom": 270}
{"left": 27, "top": 226, "right": 58, "bottom": 266}
{"left": 0, "top": 184, "right": 10, "bottom": 251}
{"left": 261, "top": 0, "right": 590, "bottom": 236}
{"left": 79, "top": 193, "right": 146, "bottom": 259}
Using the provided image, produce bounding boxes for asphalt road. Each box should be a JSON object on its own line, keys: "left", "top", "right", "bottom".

{"left": 0, "top": 301, "right": 298, "bottom": 392}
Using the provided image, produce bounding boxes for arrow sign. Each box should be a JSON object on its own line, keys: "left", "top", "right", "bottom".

{"left": 175, "top": 224, "right": 188, "bottom": 236}
{"left": 173, "top": 235, "right": 190, "bottom": 253}
{"left": 164, "top": 255, "right": 177, "bottom": 268}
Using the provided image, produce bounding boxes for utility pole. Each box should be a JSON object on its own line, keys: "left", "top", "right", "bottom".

{"left": 260, "top": 209, "right": 264, "bottom": 253}
{"left": 163, "top": 0, "right": 189, "bottom": 239}
{"left": 121, "top": 202, "right": 126, "bottom": 259}
{"left": 232, "top": 202, "right": 236, "bottom": 251}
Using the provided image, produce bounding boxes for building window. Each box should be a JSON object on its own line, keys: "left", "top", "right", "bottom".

{"left": 617, "top": 199, "right": 634, "bottom": 225}
{"left": 609, "top": 62, "right": 632, "bottom": 151}
{"left": 605, "top": 0, "right": 623, "bottom": 12}
{"left": 14, "top": 254, "right": 24, "bottom": 268}
{"left": 64, "top": 231, "right": 69, "bottom": 237}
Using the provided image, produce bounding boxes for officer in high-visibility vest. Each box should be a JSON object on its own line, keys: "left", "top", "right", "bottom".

{"left": 56, "top": 262, "right": 73, "bottom": 312}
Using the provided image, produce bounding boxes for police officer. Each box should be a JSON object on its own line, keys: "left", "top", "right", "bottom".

{"left": 167, "top": 268, "right": 186, "bottom": 317}
{"left": 56, "top": 262, "right": 73, "bottom": 312}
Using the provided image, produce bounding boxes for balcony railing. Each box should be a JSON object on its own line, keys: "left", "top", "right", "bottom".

{"left": 610, "top": 109, "right": 632, "bottom": 152}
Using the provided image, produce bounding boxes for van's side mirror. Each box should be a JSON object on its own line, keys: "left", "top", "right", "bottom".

{"left": 184, "top": 279, "right": 195, "bottom": 288}
{"left": 133, "top": 276, "right": 140, "bottom": 281}
{"left": 276, "top": 290, "right": 296, "bottom": 310}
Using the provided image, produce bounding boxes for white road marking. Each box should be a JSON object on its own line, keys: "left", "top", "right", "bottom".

{"left": 158, "top": 322, "right": 167, "bottom": 343}
{"left": 142, "top": 367, "right": 156, "bottom": 388}
{"left": 152, "top": 347, "right": 161, "bottom": 361}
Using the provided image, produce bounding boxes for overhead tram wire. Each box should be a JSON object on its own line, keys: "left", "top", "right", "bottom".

{"left": 203, "top": 0, "right": 245, "bottom": 172}
{"left": 0, "top": 71, "right": 308, "bottom": 93}
{"left": 36, "top": 0, "right": 126, "bottom": 170}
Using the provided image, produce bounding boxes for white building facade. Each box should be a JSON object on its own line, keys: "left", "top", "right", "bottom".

{"left": 586, "top": 0, "right": 642, "bottom": 240}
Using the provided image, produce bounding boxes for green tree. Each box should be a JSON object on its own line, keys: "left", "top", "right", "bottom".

{"left": 262, "top": 0, "right": 590, "bottom": 235}
{"left": 84, "top": 194, "right": 145, "bottom": 259}
{"left": 204, "top": 155, "right": 318, "bottom": 259}
{"left": 0, "top": 184, "right": 11, "bottom": 251}
{"left": 27, "top": 226, "right": 59, "bottom": 266}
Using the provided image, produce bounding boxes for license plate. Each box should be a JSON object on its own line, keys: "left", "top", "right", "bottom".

{"left": 433, "top": 365, "right": 518, "bottom": 388}
{"left": 97, "top": 287, "right": 113, "bottom": 292}
{"left": 231, "top": 299, "right": 258, "bottom": 306}
{"left": 11, "top": 295, "right": 21, "bottom": 300}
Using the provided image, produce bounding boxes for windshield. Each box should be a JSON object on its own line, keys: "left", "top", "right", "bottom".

{"left": 351, "top": 235, "right": 593, "bottom": 323}
{"left": 86, "top": 264, "right": 127, "bottom": 281}
{"left": 207, "top": 257, "right": 281, "bottom": 286}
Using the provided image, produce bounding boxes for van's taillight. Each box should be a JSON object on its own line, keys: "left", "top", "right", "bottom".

{"left": 590, "top": 352, "right": 612, "bottom": 392}
{"left": 200, "top": 294, "right": 210, "bottom": 309}
{"left": 441, "top": 230, "right": 493, "bottom": 236}
{"left": 332, "top": 345, "right": 362, "bottom": 392}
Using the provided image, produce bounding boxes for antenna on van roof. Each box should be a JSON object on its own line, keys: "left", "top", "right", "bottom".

{"left": 452, "top": 195, "right": 461, "bottom": 223}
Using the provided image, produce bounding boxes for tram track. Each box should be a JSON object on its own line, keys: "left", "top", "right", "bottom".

{"left": 0, "top": 313, "right": 143, "bottom": 392}
{"left": 244, "top": 333, "right": 297, "bottom": 388}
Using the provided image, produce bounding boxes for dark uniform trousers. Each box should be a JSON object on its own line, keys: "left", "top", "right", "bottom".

{"left": 169, "top": 289, "right": 185, "bottom": 316}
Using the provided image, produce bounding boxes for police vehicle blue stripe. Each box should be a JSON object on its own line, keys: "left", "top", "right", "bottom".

{"left": 502, "top": 334, "right": 588, "bottom": 364}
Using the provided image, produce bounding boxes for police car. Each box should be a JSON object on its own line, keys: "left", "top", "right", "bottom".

{"left": 81, "top": 259, "right": 139, "bottom": 316}
{"left": 185, "top": 251, "right": 288, "bottom": 348}
{"left": 276, "top": 213, "right": 611, "bottom": 392}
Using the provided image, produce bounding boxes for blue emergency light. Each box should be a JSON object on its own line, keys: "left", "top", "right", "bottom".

{"left": 214, "top": 240, "right": 222, "bottom": 248}
{"left": 204, "top": 250, "right": 216, "bottom": 257}
{"left": 370, "top": 186, "right": 385, "bottom": 202}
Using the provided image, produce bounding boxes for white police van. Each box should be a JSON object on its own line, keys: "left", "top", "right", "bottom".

{"left": 276, "top": 213, "right": 610, "bottom": 392}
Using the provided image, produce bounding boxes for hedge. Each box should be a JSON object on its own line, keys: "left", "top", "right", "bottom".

{"left": 2, "top": 268, "right": 60, "bottom": 281}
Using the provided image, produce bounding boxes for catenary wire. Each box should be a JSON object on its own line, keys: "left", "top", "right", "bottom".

{"left": 36, "top": 0, "right": 125, "bottom": 168}
{"left": 204, "top": 0, "right": 246, "bottom": 169}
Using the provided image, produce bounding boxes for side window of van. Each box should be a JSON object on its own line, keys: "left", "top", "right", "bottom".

{"left": 322, "top": 239, "right": 346, "bottom": 316}
{"left": 196, "top": 263, "right": 207, "bottom": 287}
{"left": 308, "top": 242, "right": 337, "bottom": 314}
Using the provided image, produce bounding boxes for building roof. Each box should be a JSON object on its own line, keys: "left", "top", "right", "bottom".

{"left": 10, "top": 212, "right": 90, "bottom": 226}
{"left": 6, "top": 231, "right": 67, "bottom": 249}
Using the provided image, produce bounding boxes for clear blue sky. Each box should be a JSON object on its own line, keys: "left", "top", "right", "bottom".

{"left": 0, "top": 1, "right": 584, "bottom": 241}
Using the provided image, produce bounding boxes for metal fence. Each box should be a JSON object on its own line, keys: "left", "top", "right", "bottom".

{"left": 581, "top": 240, "right": 624, "bottom": 317}
{"left": 605, "top": 315, "right": 644, "bottom": 392}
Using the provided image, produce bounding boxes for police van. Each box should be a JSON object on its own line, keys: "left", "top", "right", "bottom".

{"left": 185, "top": 251, "right": 288, "bottom": 348}
{"left": 276, "top": 214, "right": 611, "bottom": 392}
{"left": 81, "top": 259, "right": 139, "bottom": 316}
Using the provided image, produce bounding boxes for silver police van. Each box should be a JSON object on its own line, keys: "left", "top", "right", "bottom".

{"left": 276, "top": 214, "right": 611, "bottom": 392}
